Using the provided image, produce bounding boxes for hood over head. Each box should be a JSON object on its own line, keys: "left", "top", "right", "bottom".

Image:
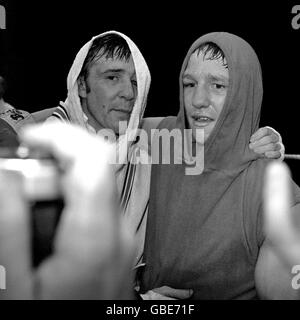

{"left": 60, "top": 30, "right": 151, "bottom": 164}
{"left": 177, "top": 32, "right": 262, "bottom": 172}
{"left": 58, "top": 32, "right": 152, "bottom": 269}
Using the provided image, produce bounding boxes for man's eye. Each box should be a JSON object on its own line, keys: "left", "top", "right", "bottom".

{"left": 212, "top": 83, "right": 226, "bottom": 90}
{"left": 107, "top": 76, "right": 119, "bottom": 81}
{"left": 131, "top": 80, "right": 137, "bottom": 87}
{"left": 183, "top": 82, "right": 195, "bottom": 88}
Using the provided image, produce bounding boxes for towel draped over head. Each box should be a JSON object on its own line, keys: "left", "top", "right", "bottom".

{"left": 59, "top": 31, "right": 151, "bottom": 169}
{"left": 47, "top": 31, "right": 152, "bottom": 268}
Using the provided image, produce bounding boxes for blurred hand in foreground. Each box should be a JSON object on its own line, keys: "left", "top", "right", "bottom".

{"left": 0, "top": 123, "right": 134, "bottom": 299}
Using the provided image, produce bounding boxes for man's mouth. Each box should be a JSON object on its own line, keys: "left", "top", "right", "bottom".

{"left": 113, "top": 108, "right": 132, "bottom": 115}
{"left": 191, "top": 113, "right": 214, "bottom": 127}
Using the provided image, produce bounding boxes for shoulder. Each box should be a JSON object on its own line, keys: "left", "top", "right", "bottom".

{"left": 44, "top": 105, "right": 70, "bottom": 124}
{"left": 31, "top": 107, "right": 56, "bottom": 123}
{"left": 0, "top": 106, "right": 35, "bottom": 132}
{"left": 48, "top": 105, "right": 70, "bottom": 123}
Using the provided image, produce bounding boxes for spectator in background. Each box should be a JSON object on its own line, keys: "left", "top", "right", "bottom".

{"left": 0, "top": 76, "right": 35, "bottom": 133}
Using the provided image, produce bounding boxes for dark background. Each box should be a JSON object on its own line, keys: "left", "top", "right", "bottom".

{"left": 1, "top": 1, "right": 300, "bottom": 182}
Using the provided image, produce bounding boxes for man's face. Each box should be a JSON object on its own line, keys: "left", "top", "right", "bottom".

{"left": 183, "top": 50, "right": 229, "bottom": 144}
{"left": 79, "top": 55, "right": 137, "bottom": 135}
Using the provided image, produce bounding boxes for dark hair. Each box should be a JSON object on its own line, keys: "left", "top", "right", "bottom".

{"left": 79, "top": 34, "right": 131, "bottom": 81}
{"left": 0, "top": 76, "right": 7, "bottom": 99}
{"left": 194, "top": 42, "right": 228, "bottom": 68}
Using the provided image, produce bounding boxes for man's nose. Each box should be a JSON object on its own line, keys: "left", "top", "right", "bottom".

{"left": 192, "top": 84, "right": 210, "bottom": 109}
{"left": 120, "top": 79, "right": 135, "bottom": 101}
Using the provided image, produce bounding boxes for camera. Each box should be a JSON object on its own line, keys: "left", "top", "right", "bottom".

{"left": 0, "top": 146, "right": 64, "bottom": 268}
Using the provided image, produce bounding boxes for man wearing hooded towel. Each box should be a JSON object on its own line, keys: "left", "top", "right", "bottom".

{"left": 140, "top": 32, "right": 300, "bottom": 299}
{"left": 46, "top": 32, "right": 152, "bottom": 272}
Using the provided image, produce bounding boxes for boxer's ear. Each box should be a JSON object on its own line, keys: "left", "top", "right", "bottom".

{"left": 78, "top": 76, "right": 88, "bottom": 98}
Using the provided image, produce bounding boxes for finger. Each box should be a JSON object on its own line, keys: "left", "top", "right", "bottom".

{"left": 264, "top": 162, "right": 300, "bottom": 267}
{"left": 21, "top": 123, "right": 114, "bottom": 195}
{"left": 154, "top": 286, "right": 193, "bottom": 299}
{"left": 250, "top": 143, "right": 280, "bottom": 156}
{"left": 265, "top": 126, "right": 282, "bottom": 143}
{"left": 278, "top": 142, "right": 285, "bottom": 160}
{"left": 250, "top": 127, "right": 274, "bottom": 142}
{"left": 0, "top": 171, "right": 32, "bottom": 299}
{"left": 264, "top": 151, "right": 281, "bottom": 159}
{"left": 141, "top": 290, "right": 176, "bottom": 300}
{"left": 249, "top": 135, "right": 279, "bottom": 150}
{"left": 152, "top": 293, "right": 176, "bottom": 300}
{"left": 20, "top": 123, "right": 111, "bottom": 162}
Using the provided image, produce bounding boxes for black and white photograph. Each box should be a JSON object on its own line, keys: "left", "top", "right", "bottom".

{"left": 0, "top": 0, "right": 300, "bottom": 312}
